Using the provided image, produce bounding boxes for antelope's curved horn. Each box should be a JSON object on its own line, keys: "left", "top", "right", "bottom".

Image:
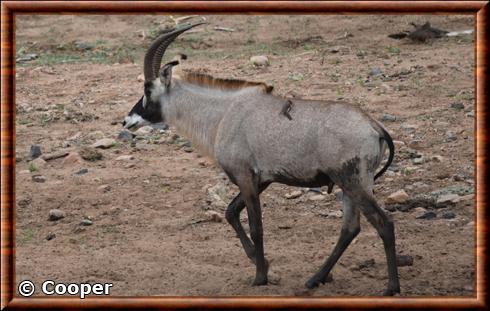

{"left": 143, "top": 22, "right": 205, "bottom": 81}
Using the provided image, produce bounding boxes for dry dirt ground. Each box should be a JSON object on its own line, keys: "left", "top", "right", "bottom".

{"left": 15, "top": 15, "right": 475, "bottom": 296}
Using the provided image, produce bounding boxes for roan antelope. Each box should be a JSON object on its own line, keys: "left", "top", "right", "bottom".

{"left": 123, "top": 22, "right": 400, "bottom": 295}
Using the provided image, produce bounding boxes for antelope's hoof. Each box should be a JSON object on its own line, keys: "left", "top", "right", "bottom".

{"left": 382, "top": 287, "right": 401, "bottom": 296}
{"left": 252, "top": 276, "right": 268, "bottom": 286}
{"left": 305, "top": 273, "right": 333, "bottom": 289}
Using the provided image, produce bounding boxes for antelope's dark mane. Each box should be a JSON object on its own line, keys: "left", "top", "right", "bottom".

{"left": 178, "top": 69, "right": 274, "bottom": 94}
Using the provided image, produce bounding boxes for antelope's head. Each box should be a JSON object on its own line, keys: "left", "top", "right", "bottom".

{"left": 123, "top": 22, "right": 204, "bottom": 130}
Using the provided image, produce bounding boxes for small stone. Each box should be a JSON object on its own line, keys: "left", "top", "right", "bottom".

{"left": 46, "top": 232, "right": 56, "bottom": 240}
{"left": 309, "top": 194, "right": 326, "bottom": 201}
{"left": 30, "top": 145, "right": 42, "bottom": 159}
{"left": 436, "top": 194, "right": 460, "bottom": 206}
{"left": 115, "top": 155, "right": 134, "bottom": 161}
{"left": 393, "top": 140, "right": 405, "bottom": 148}
{"left": 396, "top": 254, "right": 413, "bottom": 267}
{"left": 67, "top": 132, "right": 82, "bottom": 141}
{"left": 62, "top": 152, "right": 81, "bottom": 166}
{"left": 326, "top": 210, "right": 343, "bottom": 218}
{"left": 384, "top": 205, "right": 396, "bottom": 212}
{"left": 450, "top": 102, "right": 465, "bottom": 110}
{"left": 368, "top": 68, "right": 382, "bottom": 77}
{"left": 151, "top": 123, "right": 169, "bottom": 131}
{"left": 137, "top": 74, "right": 145, "bottom": 82}
{"left": 31, "top": 157, "right": 47, "bottom": 169}
{"left": 98, "top": 184, "right": 111, "bottom": 192}
{"left": 88, "top": 130, "right": 105, "bottom": 140}
{"left": 32, "top": 175, "right": 46, "bottom": 183}
{"left": 75, "top": 168, "right": 88, "bottom": 175}
{"left": 446, "top": 131, "right": 457, "bottom": 142}
{"left": 442, "top": 212, "right": 456, "bottom": 219}
{"left": 285, "top": 190, "right": 303, "bottom": 199}
{"left": 183, "top": 146, "right": 193, "bottom": 153}
{"left": 48, "top": 209, "right": 65, "bottom": 221}
{"left": 250, "top": 55, "right": 269, "bottom": 67}
{"left": 412, "top": 207, "right": 427, "bottom": 216}
{"left": 134, "top": 125, "right": 154, "bottom": 136}
{"left": 358, "top": 259, "right": 375, "bottom": 270}
{"left": 382, "top": 114, "right": 397, "bottom": 122}
{"left": 80, "top": 219, "right": 93, "bottom": 226}
{"left": 92, "top": 138, "right": 116, "bottom": 149}
{"left": 416, "top": 211, "right": 436, "bottom": 220}
{"left": 408, "top": 139, "right": 424, "bottom": 150}
{"left": 124, "top": 163, "right": 136, "bottom": 169}
{"left": 79, "top": 147, "right": 103, "bottom": 162}
{"left": 74, "top": 41, "right": 94, "bottom": 51}
{"left": 117, "top": 130, "right": 135, "bottom": 142}
{"left": 205, "top": 210, "right": 223, "bottom": 223}
{"left": 385, "top": 190, "right": 410, "bottom": 204}
{"left": 465, "top": 111, "right": 475, "bottom": 118}
{"left": 401, "top": 124, "right": 418, "bottom": 133}
{"left": 431, "top": 155, "right": 444, "bottom": 162}
{"left": 412, "top": 157, "right": 424, "bottom": 165}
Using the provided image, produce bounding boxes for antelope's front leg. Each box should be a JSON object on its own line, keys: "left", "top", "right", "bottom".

{"left": 240, "top": 183, "right": 268, "bottom": 286}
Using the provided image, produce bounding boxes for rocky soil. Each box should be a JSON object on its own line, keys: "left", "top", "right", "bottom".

{"left": 15, "top": 15, "right": 475, "bottom": 296}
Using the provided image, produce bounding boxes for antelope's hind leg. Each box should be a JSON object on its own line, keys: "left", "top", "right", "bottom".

{"left": 355, "top": 193, "right": 400, "bottom": 296}
{"left": 306, "top": 194, "right": 361, "bottom": 289}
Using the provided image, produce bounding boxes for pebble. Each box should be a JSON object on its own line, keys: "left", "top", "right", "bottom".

{"left": 401, "top": 124, "right": 418, "bottom": 133}
{"left": 285, "top": 190, "right": 303, "bottom": 199}
{"left": 381, "top": 114, "right": 397, "bottom": 122}
{"left": 48, "top": 209, "right": 65, "bottom": 221}
{"left": 368, "top": 68, "right": 382, "bottom": 77}
{"left": 30, "top": 145, "right": 42, "bottom": 159}
{"left": 309, "top": 194, "right": 326, "bottom": 201}
{"left": 98, "top": 184, "right": 111, "bottom": 192}
{"left": 393, "top": 140, "right": 405, "bottom": 148}
{"left": 465, "top": 111, "right": 475, "bottom": 118}
{"left": 183, "top": 147, "right": 193, "bottom": 153}
{"left": 442, "top": 212, "right": 456, "bottom": 219}
{"left": 79, "top": 147, "right": 103, "bottom": 162}
{"left": 326, "top": 210, "right": 343, "bottom": 218}
{"left": 250, "top": 55, "right": 269, "bottom": 67}
{"left": 358, "top": 259, "right": 375, "bottom": 270}
{"left": 62, "top": 152, "right": 81, "bottom": 166}
{"left": 446, "top": 131, "right": 457, "bottom": 142}
{"left": 450, "top": 102, "right": 465, "bottom": 110}
{"left": 205, "top": 210, "right": 223, "bottom": 223}
{"left": 408, "top": 139, "right": 424, "bottom": 150}
{"left": 92, "top": 138, "right": 116, "bottom": 149}
{"left": 385, "top": 190, "right": 409, "bottom": 204}
{"left": 32, "top": 175, "right": 46, "bottom": 183}
{"left": 67, "top": 132, "right": 82, "bottom": 141}
{"left": 117, "top": 130, "right": 135, "bottom": 142}
{"left": 46, "top": 232, "right": 56, "bottom": 240}
{"left": 115, "top": 155, "right": 135, "bottom": 161}
{"left": 31, "top": 157, "right": 47, "bottom": 169}
{"left": 134, "top": 126, "right": 154, "bottom": 136}
{"left": 75, "top": 168, "right": 89, "bottom": 175}
{"left": 431, "top": 155, "right": 444, "bottom": 162}
{"left": 88, "top": 130, "right": 105, "bottom": 140}
{"left": 416, "top": 211, "right": 436, "bottom": 220}
{"left": 412, "top": 157, "right": 424, "bottom": 165}
{"left": 396, "top": 254, "right": 414, "bottom": 267}
{"left": 436, "top": 194, "right": 460, "bottom": 206}
{"left": 80, "top": 219, "right": 93, "bottom": 226}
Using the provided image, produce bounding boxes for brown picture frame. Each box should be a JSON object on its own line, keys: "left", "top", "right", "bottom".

{"left": 1, "top": 1, "right": 488, "bottom": 309}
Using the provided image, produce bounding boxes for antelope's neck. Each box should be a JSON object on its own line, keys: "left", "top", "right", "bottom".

{"left": 162, "top": 80, "right": 235, "bottom": 157}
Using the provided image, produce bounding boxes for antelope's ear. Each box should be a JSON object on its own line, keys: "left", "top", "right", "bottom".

{"left": 159, "top": 60, "right": 179, "bottom": 89}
